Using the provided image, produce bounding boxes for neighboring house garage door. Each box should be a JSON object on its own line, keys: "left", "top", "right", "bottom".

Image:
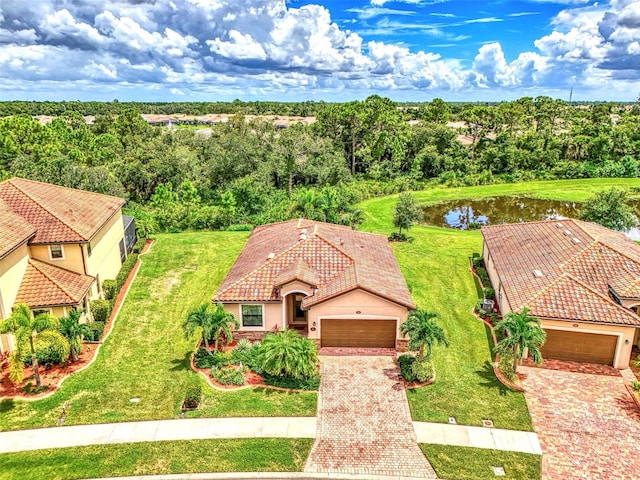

{"left": 321, "top": 319, "right": 396, "bottom": 348}
{"left": 541, "top": 329, "right": 617, "bottom": 365}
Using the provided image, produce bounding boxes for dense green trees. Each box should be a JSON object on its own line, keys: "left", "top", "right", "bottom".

{"left": 0, "top": 98, "right": 639, "bottom": 233}
{"left": 580, "top": 188, "right": 638, "bottom": 231}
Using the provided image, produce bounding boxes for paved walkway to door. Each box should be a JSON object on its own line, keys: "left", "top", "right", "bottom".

{"left": 520, "top": 366, "right": 640, "bottom": 480}
{"left": 304, "top": 356, "right": 437, "bottom": 478}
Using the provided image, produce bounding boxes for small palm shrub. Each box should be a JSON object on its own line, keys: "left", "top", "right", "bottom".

{"left": 211, "top": 365, "right": 246, "bottom": 386}
{"left": 230, "top": 339, "right": 260, "bottom": 369}
{"left": 398, "top": 354, "right": 417, "bottom": 382}
{"left": 255, "top": 330, "right": 318, "bottom": 380}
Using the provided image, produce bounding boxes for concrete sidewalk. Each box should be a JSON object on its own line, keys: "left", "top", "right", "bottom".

{"left": 414, "top": 421, "right": 542, "bottom": 454}
{"left": 0, "top": 417, "right": 317, "bottom": 454}
{"left": 0, "top": 416, "right": 542, "bottom": 457}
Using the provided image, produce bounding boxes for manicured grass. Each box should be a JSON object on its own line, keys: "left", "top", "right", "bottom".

{"left": 421, "top": 444, "right": 541, "bottom": 480}
{"left": 361, "top": 178, "right": 640, "bottom": 232}
{"left": 392, "top": 227, "right": 532, "bottom": 430}
{"left": 356, "top": 178, "right": 640, "bottom": 430}
{"left": 0, "top": 232, "right": 317, "bottom": 431}
{"left": 0, "top": 438, "right": 314, "bottom": 480}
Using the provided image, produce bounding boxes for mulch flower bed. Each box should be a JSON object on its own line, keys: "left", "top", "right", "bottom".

{"left": 0, "top": 343, "right": 99, "bottom": 399}
{"left": 0, "top": 239, "right": 153, "bottom": 400}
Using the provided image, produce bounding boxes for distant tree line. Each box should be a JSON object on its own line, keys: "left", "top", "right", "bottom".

{"left": 0, "top": 96, "right": 639, "bottom": 233}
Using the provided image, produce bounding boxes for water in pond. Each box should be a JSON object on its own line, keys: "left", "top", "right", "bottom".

{"left": 421, "top": 196, "right": 580, "bottom": 230}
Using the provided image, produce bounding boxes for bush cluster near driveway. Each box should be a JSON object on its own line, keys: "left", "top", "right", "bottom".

{"left": 0, "top": 232, "right": 316, "bottom": 431}
{"left": 421, "top": 444, "right": 541, "bottom": 480}
{"left": 0, "top": 438, "right": 314, "bottom": 480}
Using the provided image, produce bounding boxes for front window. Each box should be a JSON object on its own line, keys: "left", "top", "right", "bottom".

{"left": 241, "top": 305, "right": 263, "bottom": 327}
{"left": 50, "top": 244, "right": 64, "bottom": 260}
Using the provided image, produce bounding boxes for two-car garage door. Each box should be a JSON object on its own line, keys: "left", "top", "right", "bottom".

{"left": 321, "top": 319, "right": 396, "bottom": 348}
{"left": 541, "top": 329, "right": 618, "bottom": 366}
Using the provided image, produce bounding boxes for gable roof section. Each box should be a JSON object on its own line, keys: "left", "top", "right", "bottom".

{"left": 482, "top": 218, "right": 640, "bottom": 327}
{"left": 0, "top": 177, "right": 125, "bottom": 244}
{"left": 0, "top": 199, "right": 36, "bottom": 259}
{"left": 214, "top": 219, "right": 415, "bottom": 309}
{"left": 15, "top": 258, "right": 95, "bottom": 308}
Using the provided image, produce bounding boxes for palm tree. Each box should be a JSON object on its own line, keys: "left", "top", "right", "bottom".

{"left": 400, "top": 309, "right": 450, "bottom": 359}
{"left": 182, "top": 303, "right": 239, "bottom": 354}
{"left": 494, "top": 308, "right": 546, "bottom": 372}
{"left": 0, "top": 303, "right": 70, "bottom": 387}
{"left": 256, "top": 329, "right": 318, "bottom": 379}
{"left": 59, "top": 309, "right": 91, "bottom": 362}
{"left": 209, "top": 302, "right": 239, "bottom": 353}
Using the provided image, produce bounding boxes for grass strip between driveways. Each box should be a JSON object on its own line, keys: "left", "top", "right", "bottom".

{"left": 421, "top": 444, "right": 541, "bottom": 480}
{"left": 0, "top": 232, "right": 317, "bottom": 431}
{"left": 0, "top": 438, "right": 314, "bottom": 480}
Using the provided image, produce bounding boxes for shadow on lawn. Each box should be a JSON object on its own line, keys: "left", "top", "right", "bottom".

{"left": 170, "top": 351, "right": 192, "bottom": 372}
{"left": 475, "top": 361, "right": 509, "bottom": 396}
{"left": 0, "top": 398, "right": 15, "bottom": 413}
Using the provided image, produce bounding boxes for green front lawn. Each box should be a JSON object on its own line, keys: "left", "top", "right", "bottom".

{"left": 0, "top": 232, "right": 317, "bottom": 431}
{"left": 421, "top": 444, "right": 541, "bottom": 480}
{"left": 0, "top": 438, "right": 313, "bottom": 480}
{"left": 392, "top": 227, "right": 532, "bottom": 430}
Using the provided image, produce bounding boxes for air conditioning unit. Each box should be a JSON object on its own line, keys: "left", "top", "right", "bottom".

{"left": 482, "top": 299, "right": 495, "bottom": 313}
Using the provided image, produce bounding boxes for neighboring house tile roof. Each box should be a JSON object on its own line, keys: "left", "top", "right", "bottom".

{"left": 0, "top": 199, "right": 36, "bottom": 259}
{"left": 15, "top": 259, "right": 94, "bottom": 308}
{"left": 482, "top": 218, "right": 640, "bottom": 327}
{"left": 0, "top": 177, "right": 125, "bottom": 244}
{"left": 214, "top": 219, "right": 415, "bottom": 309}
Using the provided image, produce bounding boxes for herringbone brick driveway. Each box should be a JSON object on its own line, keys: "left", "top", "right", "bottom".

{"left": 521, "top": 366, "right": 640, "bottom": 480}
{"left": 304, "top": 356, "right": 436, "bottom": 478}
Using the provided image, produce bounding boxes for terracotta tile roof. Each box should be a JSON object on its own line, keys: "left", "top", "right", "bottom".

{"left": 274, "top": 258, "right": 320, "bottom": 288}
{"left": 482, "top": 218, "right": 640, "bottom": 327}
{"left": 15, "top": 258, "right": 94, "bottom": 308}
{"left": 0, "top": 177, "right": 125, "bottom": 244}
{"left": 214, "top": 219, "right": 415, "bottom": 309}
{"left": 0, "top": 199, "right": 36, "bottom": 259}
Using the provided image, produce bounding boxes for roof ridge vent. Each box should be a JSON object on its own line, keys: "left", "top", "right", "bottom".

{"left": 300, "top": 233, "right": 307, "bottom": 241}
{"left": 267, "top": 252, "right": 275, "bottom": 260}
{"left": 563, "top": 229, "right": 572, "bottom": 236}
{"left": 533, "top": 269, "right": 544, "bottom": 278}
{"left": 571, "top": 237, "right": 581, "bottom": 244}
{"left": 555, "top": 222, "right": 563, "bottom": 228}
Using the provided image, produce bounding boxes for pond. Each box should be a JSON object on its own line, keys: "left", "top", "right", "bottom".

{"left": 421, "top": 196, "right": 581, "bottom": 230}
{"left": 421, "top": 195, "right": 640, "bottom": 240}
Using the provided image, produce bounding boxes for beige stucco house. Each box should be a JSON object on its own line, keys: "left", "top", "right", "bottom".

{"left": 214, "top": 219, "right": 415, "bottom": 349}
{"left": 482, "top": 218, "right": 640, "bottom": 368}
{"left": 0, "top": 178, "right": 129, "bottom": 354}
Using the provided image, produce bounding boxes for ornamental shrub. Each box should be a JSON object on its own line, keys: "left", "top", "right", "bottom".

{"left": 262, "top": 373, "right": 320, "bottom": 390}
{"left": 183, "top": 384, "right": 201, "bottom": 409}
{"left": 398, "top": 354, "right": 417, "bottom": 382}
{"left": 194, "top": 349, "right": 232, "bottom": 369}
{"left": 102, "top": 279, "right": 118, "bottom": 301}
{"left": 90, "top": 299, "right": 111, "bottom": 323}
{"left": 85, "top": 321, "right": 105, "bottom": 342}
{"left": 211, "top": 365, "right": 246, "bottom": 386}
{"left": 411, "top": 357, "right": 434, "bottom": 383}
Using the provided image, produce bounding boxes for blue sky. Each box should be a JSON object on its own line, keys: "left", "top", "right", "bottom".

{"left": 1, "top": 0, "right": 639, "bottom": 102}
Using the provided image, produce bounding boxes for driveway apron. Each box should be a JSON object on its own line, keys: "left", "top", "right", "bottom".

{"left": 521, "top": 366, "right": 640, "bottom": 480}
{"left": 304, "top": 355, "right": 436, "bottom": 478}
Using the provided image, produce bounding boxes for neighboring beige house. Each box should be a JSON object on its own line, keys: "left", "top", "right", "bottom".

{"left": 482, "top": 218, "right": 640, "bottom": 368}
{"left": 214, "top": 219, "right": 415, "bottom": 349}
{"left": 0, "top": 178, "right": 129, "bottom": 354}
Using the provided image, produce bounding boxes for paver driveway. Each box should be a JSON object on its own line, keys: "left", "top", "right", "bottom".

{"left": 521, "top": 366, "right": 640, "bottom": 480}
{"left": 304, "top": 355, "right": 436, "bottom": 478}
